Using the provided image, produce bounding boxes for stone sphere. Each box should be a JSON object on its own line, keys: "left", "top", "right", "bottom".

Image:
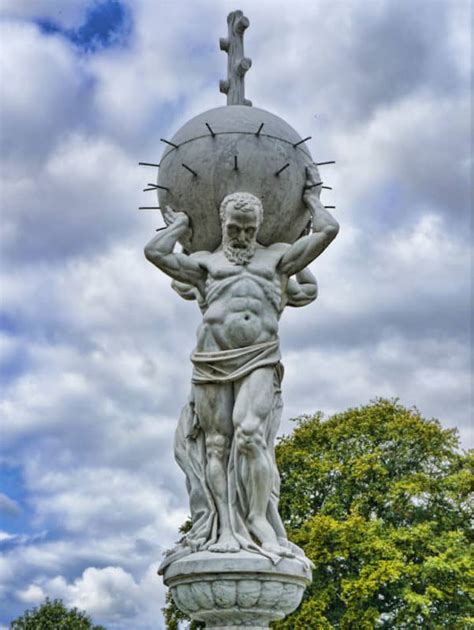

{"left": 157, "top": 105, "right": 314, "bottom": 253}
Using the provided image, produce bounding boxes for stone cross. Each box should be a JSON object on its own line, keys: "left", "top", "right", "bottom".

{"left": 219, "top": 10, "right": 252, "bottom": 106}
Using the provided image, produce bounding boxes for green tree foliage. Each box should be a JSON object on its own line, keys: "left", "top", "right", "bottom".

{"left": 10, "top": 597, "right": 106, "bottom": 630}
{"left": 163, "top": 591, "right": 204, "bottom": 630}
{"left": 275, "top": 399, "right": 473, "bottom": 629}
{"left": 164, "top": 399, "right": 473, "bottom": 629}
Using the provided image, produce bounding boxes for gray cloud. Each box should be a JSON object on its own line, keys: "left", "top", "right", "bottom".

{"left": 0, "top": 1, "right": 92, "bottom": 29}
{"left": 0, "top": 23, "right": 93, "bottom": 172}
{"left": 0, "top": 493, "right": 21, "bottom": 517}
{"left": 0, "top": 1, "right": 471, "bottom": 628}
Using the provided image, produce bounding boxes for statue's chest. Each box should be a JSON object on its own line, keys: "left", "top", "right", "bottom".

{"left": 206, "top": 266, "right": 278, "bottom": 293}
{"left": 204, "top": 263, "right": 283, "bottom": 313}
{"left": 206, "top": 252, "right": 279, "bottom": 282}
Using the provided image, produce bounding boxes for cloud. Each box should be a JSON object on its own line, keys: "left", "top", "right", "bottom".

{"left": 0, "top": 494, "right": 21, "bottom": 517}
{"left": 0, "top": 1, "right": 91, "bottom": 29}
{"left": 1, "top": 132, "right": 145, "bottom": 265}
{"left": 0, "top": 21, "right": 91, "bottom": 172}
{"left": 15, "top": 564, "right": 166, "bottom": 629}
{"left": 0, "top": 1, "right": 471, "bottom": 628}
{"left": 50, "top": 567, "right": 142, "bottom": 617}
{"left": 0, "top": 531, "right": 17, "bottom": 542}
{"left": 29, "top": 466, "right": 187, "bottom": 537}
{"left": 329, "top": 92, "right": 470, "bottom": 233}
{"left": 16, "top": 583, "right": 45, "bottom": 604}
{"left": 2, "top": 537, "right": 169, "bottom": 628}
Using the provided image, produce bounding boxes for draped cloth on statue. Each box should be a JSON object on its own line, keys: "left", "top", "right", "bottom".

{"left": 159, "top": 339, "right": 309, "bottom": 574}
{"left": 191, "top": 339, "right": 282, "bottom": 384}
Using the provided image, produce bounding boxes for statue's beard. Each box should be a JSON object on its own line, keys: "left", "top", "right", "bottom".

{"left": 223, "top": 238, "right": 256, "bottom": 265}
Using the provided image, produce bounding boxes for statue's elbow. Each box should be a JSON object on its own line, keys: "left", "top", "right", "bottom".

{"left": 325, "top": 221, "right": 340, "bottom": 241}
{"left": 144, "top": 244, "right": 153, "bottom": 262}
{"left": 144, "top": 243, "right": 161, "bottom": 264}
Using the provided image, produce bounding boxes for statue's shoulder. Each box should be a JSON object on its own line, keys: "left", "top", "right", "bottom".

{"left": 253, "top": 243, "right": 290, "bottom": 272}
{"left": 266, "top": 242, "right": 291, "bottom": 255}
{"left": 189, "top": 249, "right": 212, "bottom": 264}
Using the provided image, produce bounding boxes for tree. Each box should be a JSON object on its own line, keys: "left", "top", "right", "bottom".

{"left": 163, "top": 399, "right": 473, "bottom": 629}
{"left": 10, "top": 597, "right": 106, "bottom": 630}
{"left": 274, "top": 398, "right": 473, "bottom": 628}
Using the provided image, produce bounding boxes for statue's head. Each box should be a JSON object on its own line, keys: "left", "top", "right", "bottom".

{"left": 219, "top": 192, "right": 263, "bottom": 265}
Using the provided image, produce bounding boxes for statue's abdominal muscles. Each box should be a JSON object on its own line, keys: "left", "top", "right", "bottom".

{"left": 201, "top": 275, "right": 279, "bottom": 350}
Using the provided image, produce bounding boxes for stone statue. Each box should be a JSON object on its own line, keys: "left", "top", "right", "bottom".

{"left": 141, "top": 10, "right": 340, "bottom": 627}
{"left": 145, "top": 164, "right": 338, "bottom": 568}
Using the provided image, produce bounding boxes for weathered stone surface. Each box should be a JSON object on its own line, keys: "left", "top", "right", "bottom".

{"left": 163, "top": 550, "right": 311, "bottom": 628}
{"left": 236, "top": 579, "right": 261, "bottom": 608}
{"left": 145, "top": 11, "right": 341, "bottom": 627}
{"left": 191, "top": 580, "right": 214, "bottom": 609}
{"left": 157, "top": 105, "right": 314, "bottom": 252}
{"left": 212, "top": 579, "right": 238, "bottom": 608}
{"left": 149, "top": 181, "right": 337, "bottom": 573}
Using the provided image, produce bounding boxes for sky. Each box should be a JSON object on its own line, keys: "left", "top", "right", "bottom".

{"left": 0, "top": 0, "right": 471, "bottom": 628}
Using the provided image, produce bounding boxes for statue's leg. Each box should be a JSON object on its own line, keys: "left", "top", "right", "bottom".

{"left": 233, "top": 367, "right": 287, "bottom": 554}
{"left": 194, "top": 382, "right": 239, "bottom": 552}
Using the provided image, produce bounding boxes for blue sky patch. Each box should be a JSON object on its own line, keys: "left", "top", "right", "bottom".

{"left": 0, "top": 463, "right": 29, "bottom": 535}
{"left": 37, "top": 1, "right": 130, "bottom": 51}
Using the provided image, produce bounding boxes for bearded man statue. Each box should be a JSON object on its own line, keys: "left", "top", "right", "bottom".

{"left": 144, "top": 164, "right": 339, "bottom": 570}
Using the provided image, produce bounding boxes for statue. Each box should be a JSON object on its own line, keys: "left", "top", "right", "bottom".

{"left": 140, "top": 10, "right": 340, "bottom": 627}
{"left": 145, "top": 166, "right": 338, "bottom": 568}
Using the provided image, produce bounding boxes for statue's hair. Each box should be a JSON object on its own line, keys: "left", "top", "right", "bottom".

{"left": 219, "top": 192, "right": 264, "bottom": 228}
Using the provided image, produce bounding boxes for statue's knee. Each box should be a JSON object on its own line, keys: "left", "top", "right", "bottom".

{"left": 205, "top": 433, "right": 229, "bottom": 459}
{"left": 235, "top": 423, "right": 264, "bottom": 455}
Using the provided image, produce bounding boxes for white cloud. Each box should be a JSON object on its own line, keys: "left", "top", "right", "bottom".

{"left": 0, "top": 494, "right": 21, "bottom": 516}
{"left": 16, "top": 564, "right": 167, "bottom": 629}
{"left": 48, "top": 567, "right": 141, "bottom": 616}
{"left": 0, "top": 21, "right": 89, "bottom": 171}
{"left": 329, "top": 92, "right": 470, "bottom": 226}
{"left": 29, "top": 466, "right": 187, "bottom": 536}
{"left": 0, "top": 531, "right": 17, "bottom": 542}
{"left": 0, "top": 1, "right": 92, "bottom": 29}
{"left": 0, "top": 1, "right": 471, "bottom": 628}
{"left": 16, "top": 583, "right": 45, "bottom": 604}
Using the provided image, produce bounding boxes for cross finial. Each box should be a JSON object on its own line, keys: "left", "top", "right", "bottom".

{"left": 219, "top": 10, "right": 252, "bottom": 106}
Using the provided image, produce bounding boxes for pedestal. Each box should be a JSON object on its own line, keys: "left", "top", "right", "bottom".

{"left": 162, "top": 550, "right": 311, "bottom": 628}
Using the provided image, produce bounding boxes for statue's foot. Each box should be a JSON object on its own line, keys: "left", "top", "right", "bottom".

{"left": 262, "top": 542, "right": 295, "bottom": 558}
{"left": 208, "top": 534, "right": 240, "bottom": 553}
{"left": 248, "top": 516, "right": 279, "bottom": 546}
{"left": 248, "top": 515, "right": 296, "bottom": 558}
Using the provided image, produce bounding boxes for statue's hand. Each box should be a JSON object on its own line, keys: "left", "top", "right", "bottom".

{"left": 303, "top": 165, "right": 326, "bottom": 229}
{"left": 163, "top": 205, "right": 190, "bottom": 229}
{"left": 162, "top": 207, "right": 193, "bottom": 246}
{"left": 305, "top": 163, "right": 322, "bottom": 187}
{"left": 303, "top": 164, "right": 323, "bottom": 207}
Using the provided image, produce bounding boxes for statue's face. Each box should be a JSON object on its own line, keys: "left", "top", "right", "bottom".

{"left": 222, "top": 204, "right": 259, "bottom": 265}
{"left": 223, "top": 206, "right": 258, "bottom": 249}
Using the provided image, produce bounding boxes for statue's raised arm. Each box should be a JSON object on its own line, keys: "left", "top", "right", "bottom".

{"left": 277, "top": 164, "right": 339, "bottom": 277}
{"left": 144, "top": 206, "right": 207, "bottom": 291}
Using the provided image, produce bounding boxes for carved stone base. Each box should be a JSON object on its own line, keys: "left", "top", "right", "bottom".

{"left": 162, "top": 550, "right": 312, "bottom": 628}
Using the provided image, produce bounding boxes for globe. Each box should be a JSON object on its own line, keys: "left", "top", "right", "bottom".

{"left": 156, "top": 105, "right": 316, "bottom": 253}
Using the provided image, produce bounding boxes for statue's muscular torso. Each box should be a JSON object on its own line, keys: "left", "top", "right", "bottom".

{"left": 194, "top": 244, "right": 288, "bottom": 351}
